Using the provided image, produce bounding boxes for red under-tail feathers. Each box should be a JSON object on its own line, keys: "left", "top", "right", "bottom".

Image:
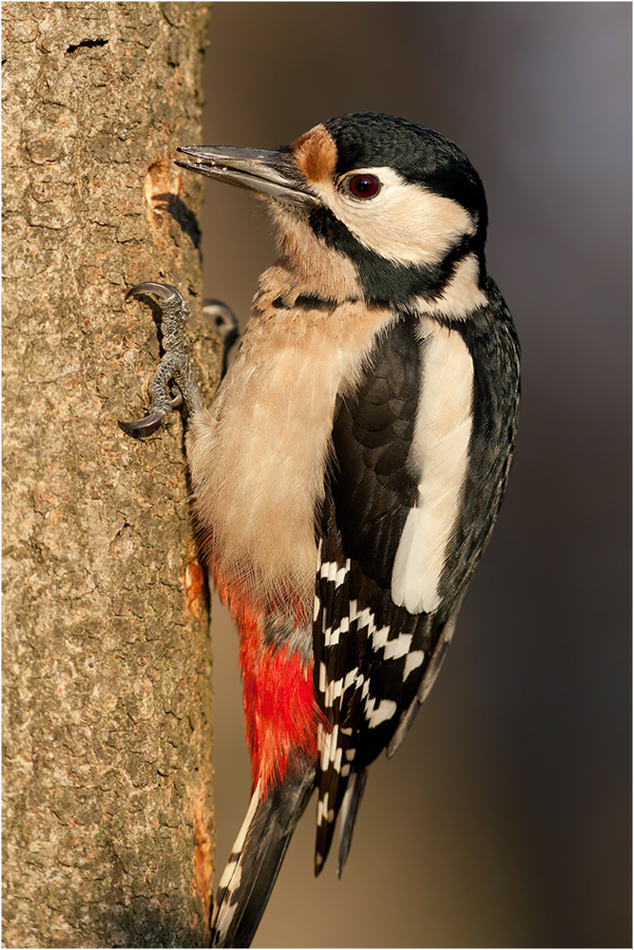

{"left": 213, "top": 571, "right": 324, "bottom": 794}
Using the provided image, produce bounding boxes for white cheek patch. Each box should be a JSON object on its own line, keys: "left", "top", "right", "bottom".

{"left": 310, "top": 167, "right": 477, "bottom": 267}
{"left": 391, "top": 322, "right": 474, "bottom": 614}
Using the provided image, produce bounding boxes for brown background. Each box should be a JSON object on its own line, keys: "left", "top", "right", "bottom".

{"left": 197, "top": 4, "right": 630, "bottom": 947}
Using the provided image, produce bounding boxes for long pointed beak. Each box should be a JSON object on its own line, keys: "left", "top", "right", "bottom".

{"left": 175, "top": 145, "right": 315, "bottom": 203}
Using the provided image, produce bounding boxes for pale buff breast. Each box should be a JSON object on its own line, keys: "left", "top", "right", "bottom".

{"left": 186, "top": 285, "right": 397, "bottom": 612}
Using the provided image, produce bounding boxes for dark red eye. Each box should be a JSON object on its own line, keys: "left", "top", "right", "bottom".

{"left": 345, "top": 174, "right": 381, "bottom": 199}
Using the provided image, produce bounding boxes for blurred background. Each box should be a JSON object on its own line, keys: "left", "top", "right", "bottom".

{"left": 197, "top": 4, "right": 631, "bottom": 947}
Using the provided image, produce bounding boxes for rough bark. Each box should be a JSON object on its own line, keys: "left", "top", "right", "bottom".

{"left": 2, "top": 3, "right": 218, "bottom": 946}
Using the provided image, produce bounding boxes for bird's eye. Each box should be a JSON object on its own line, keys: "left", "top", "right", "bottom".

{"left": 343, "top": 174, "right": 381, "bottom": 200}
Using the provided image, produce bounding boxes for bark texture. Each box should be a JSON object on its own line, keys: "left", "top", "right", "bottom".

{"left": 2, "top": 3, "right": 218, "bottom": 946}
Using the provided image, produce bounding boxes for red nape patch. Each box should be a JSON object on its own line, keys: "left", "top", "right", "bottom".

{"left": 213, "top": 571, "right": 325, "bottom": 794}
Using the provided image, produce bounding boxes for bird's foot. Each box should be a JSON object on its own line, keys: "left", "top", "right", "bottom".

{"left": 119, "top": 282, "right": 204, "bottom": 437}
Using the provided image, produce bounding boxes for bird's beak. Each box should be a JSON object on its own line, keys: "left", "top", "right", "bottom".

{"left": 175, "top": 145, "right": 315, "bottom": 204}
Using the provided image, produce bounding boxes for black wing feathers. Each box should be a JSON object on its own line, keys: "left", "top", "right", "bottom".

{"left": 330, "top": 316, "right": 421, "bottom": 588}
{"left": 313, "top": 295, "right": 520, "bottom": 873}
{"left": 314, "top": 315, "right": 434, "bottom": 869}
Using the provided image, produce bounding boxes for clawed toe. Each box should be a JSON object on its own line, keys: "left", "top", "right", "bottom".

{"left": 118, "top": 410, "right": 168, "bottom": 439}
{"left": 119, "top": 281, "right": 203, "bottom": 437}
{"left": 126, "top": 282, "right": 185, "bottom": 306}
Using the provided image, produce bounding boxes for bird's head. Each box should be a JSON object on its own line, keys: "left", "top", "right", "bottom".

{"left": 176, "top": 113, "right": 489, "bottom": 316}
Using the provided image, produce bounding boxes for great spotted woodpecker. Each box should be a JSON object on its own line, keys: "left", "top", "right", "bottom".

{"left": 122, "top": 113, "right": 520, "bottom": 947}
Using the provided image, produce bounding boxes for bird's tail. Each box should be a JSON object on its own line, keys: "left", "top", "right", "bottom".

{"left": 211, "top": 767, "right": 316, "bottom": 948}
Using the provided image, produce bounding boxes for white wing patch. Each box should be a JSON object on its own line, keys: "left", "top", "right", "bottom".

{"left": 403, "top": 650, "right": 425, "bottom": 679}
{"left": 391, "top": 321, "right": 474, "bottom": 613}
{"left": 364, "top": 697, "right": 398, "bottom": 727}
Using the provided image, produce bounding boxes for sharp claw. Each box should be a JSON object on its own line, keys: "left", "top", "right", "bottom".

{"left": 126, "top": 282, "right": 184, "bottom": 304}
{"left": 118, "top": 409, "right": 167, "bottom": 438}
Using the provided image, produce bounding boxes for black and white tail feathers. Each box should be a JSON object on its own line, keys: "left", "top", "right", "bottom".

{"left": 211, "top": 768, "right": 315, "bottom": 948}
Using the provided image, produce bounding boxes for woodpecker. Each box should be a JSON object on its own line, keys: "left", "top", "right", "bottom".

{"left": 122, "top": 113, "right": 520, "bottom": 948}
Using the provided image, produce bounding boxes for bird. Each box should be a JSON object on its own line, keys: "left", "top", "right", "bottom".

{"left": 122, "top": 112, "right": 520, "bottom": 947}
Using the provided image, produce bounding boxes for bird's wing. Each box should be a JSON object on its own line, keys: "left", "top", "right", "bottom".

{"left": 313, "top": 314, "right": 443, "bottom": 872}
{"left": 313, "top": 297, "right": 520, "bottom": 873}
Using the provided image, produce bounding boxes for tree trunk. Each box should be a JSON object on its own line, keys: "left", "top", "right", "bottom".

{"left": 2, "top": 3, "right": 218, "bottom": 946}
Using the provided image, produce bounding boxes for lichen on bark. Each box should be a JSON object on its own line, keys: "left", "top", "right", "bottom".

{"left": 2, "top": 3, "right": 217, "bottom": 946}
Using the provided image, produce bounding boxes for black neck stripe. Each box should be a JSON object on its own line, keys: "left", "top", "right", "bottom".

{"left": 308, "top": 206, "right": 481, "bottom": 307}
{"left": 295, "top": 293, "right": 338, "bottom": 312}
